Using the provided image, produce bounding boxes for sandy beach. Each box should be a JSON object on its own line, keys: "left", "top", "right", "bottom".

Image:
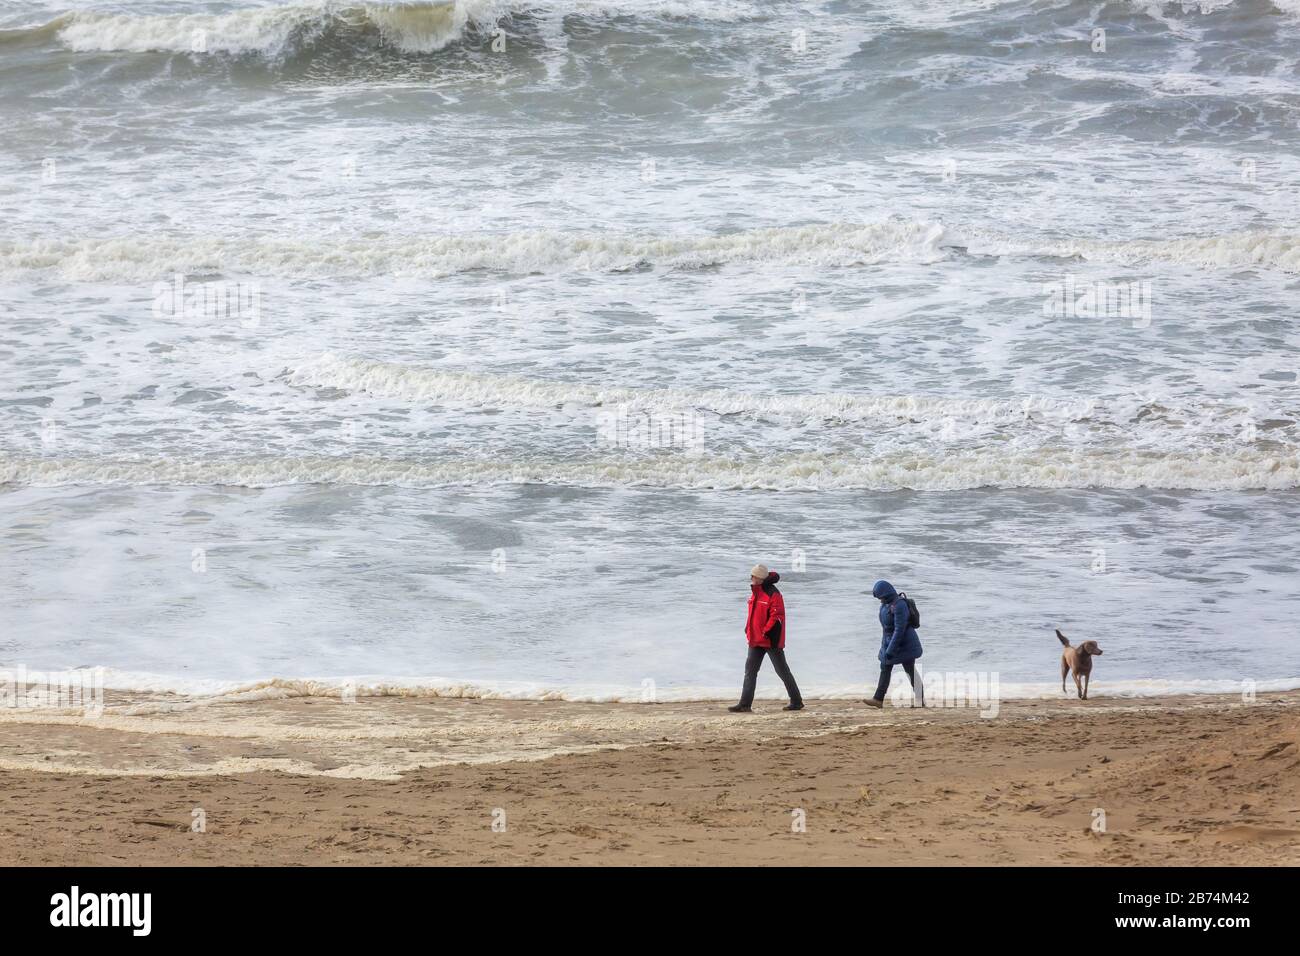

{"left": 0, "top": 689, "right": 1296, "bottom": 866}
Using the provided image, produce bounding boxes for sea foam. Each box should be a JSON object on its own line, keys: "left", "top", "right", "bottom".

{"left": 3, "top": 449, "right": 1297, "bottom": 491}
{"left": 4, "top": 223, "right": 1298, "bottom": 281}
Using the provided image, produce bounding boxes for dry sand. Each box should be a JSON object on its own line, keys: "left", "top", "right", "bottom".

{"left": 0, "top": 690, "right": 1297, "bottom": 865}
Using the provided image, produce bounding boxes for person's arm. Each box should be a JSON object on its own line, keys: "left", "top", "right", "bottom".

{"left": 766, "top": 591, "right": 786, "bottom": 644}
{"left": 882, "top": 597, "right": 907, "bottom": 658}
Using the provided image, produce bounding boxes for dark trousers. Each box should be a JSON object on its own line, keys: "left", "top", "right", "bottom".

{"left": 739, "top": 644, "right": 803, "bottom": 707}
{"left": 873, "top": 660, "right": 916, "bottom": 702}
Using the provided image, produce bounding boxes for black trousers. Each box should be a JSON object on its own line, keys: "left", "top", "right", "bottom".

{"left": 873, "top": 660, "right": 916, "bottom": 702}
{"left": 738, "top": 644, "right": 803, "bottom": 707}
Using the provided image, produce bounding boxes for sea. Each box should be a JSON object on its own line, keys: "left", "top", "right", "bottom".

{"left": 1, "top": 0, "right": 1298, "bottom": 702}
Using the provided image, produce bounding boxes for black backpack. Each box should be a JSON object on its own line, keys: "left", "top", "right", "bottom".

{"left": 897, "top": 591, "right": 920, "bottom": 628}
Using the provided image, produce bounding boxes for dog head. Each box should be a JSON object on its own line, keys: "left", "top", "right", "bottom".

{"left": 1079, "top": 640, "right": 1103, "bottom": 656}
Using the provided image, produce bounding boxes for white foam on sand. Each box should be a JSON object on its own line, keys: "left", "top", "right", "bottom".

{"left": 1, "top": 670, "right": 1295, "bottom": 779}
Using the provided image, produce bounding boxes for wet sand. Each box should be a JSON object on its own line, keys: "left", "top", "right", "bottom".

{"left": 0, "top": 690, "right": 1297, "bottom": 865}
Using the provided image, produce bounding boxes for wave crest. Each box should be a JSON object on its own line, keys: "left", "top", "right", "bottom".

{"left": 3, "top": 450, "right": 1297, "bottom": 491}
{"left": 0, "top": 221, "right": 950, "bottom": 280}
{"left": 285, "top": 352, "right": 1107, "bottom": 423}
{"left": 50, "top": 1, "right": 494, "bottom": 56}
{"left": 24, "top": 0, "right": 767, "bottom": 57}
{"left": 963, "top": 228, "right": 1300, "bottom": 276}
{"left": 5, "top": 223, "right": 1297, "bottom": 281}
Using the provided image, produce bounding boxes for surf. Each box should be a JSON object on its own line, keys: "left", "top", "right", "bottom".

{"left": 40, "top": 1, "right": 489, "bottom": 57}
{"left": 3, "top": 448, "right": 1298, "bottom": 491}
{"left": 4, "top": 223, "right": 1298, "bottom": 281}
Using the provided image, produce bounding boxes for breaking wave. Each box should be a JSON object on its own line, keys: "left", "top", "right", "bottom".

{"left": 3, "top": 449, "right": 1298, "bottom": 491}
{"left": 33, "top": 2, "right": 501, "bottom": 56}
{"left": 0, "top": 221, "right": 950, "bottom": 279}
{"left": 284, "top": 352, "right": 1111, "bottom": 422}
{"left": 962, "top": 228, "right": 1300, "bottom": 275}
{"left": 2, "top": 0, "right": 768, "bottom": 57}
{"left": 13, "top": 670, "right": 1300, "bottom": 708}
{"left": 4, "top": 223, "right": 1298, "bottom": 281}
{"left": 283, "top": 353, "right": 1297, "bottom": 442}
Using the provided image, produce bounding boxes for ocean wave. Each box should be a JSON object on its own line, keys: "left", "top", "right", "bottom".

{"left": 2, "top": 449, "right": 1297, "bottom": 491}
{"left": 40, "top": 2, "right": 496, "bottom": 56}
{"left": 284, "top": 353, "right": 1295, "bottom": 438}
{"left": 4, "top": 222, "right": 1298, "bottom": 281}
{"left": 0, "top": 221, "right": 950, "bottom": 280}
{"left": 11, "top": 0, "right": 1299, "bottom": 58}
{"left": 170, "top": 674, "right": 1300, "bottom": 705}
{"left": 2, "top": 0, "right": 767, "bottom": 57}
{"left": 11, "top": 670, "right": 1300, "bottom": 708}
{"left": 285, "top": 352, "right": 1108, "bottom": 422}
{"left": 961, "top": 227, "right": 1300, "bottom": 275}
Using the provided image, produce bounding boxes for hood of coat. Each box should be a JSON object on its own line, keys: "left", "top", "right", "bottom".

{"left": 752, "top": 571, "right": 781, "bottom": 592}
{"left": 872, "top": 579, "right": 898, "bottom": 603}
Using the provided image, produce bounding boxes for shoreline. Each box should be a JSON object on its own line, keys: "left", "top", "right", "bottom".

{"left": 1, "top": 691, "right": 1297, "bottom": 865}
{"left": 6, "top": 667, "right": 1300, "bottom": 706}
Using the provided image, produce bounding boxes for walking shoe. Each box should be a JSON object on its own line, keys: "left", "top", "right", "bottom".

{"left": 861, "top": 698, "right": 883, "bottom": 709}
{"left": 727, "top": 704, "right": 752, "bottom": 713}
{"left": 783, "top": 703, "right": 804, "bottom": 711}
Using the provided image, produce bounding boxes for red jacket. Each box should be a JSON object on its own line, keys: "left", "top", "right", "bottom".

{"left": 745, "top": 572, "right": 786, "bottom": 649}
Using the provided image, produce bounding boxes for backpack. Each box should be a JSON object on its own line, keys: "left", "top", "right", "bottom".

{"left": 897, "top": 591, "right": 920, "bottom": 628}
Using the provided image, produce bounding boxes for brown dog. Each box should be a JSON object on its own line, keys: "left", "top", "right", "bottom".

{"left": 1056, "top": 629, "right": 1103, "bottom": 699}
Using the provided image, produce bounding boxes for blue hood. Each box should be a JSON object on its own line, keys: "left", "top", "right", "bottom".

{"left": 872, "top": 580, "right": 897, "bottom": 603}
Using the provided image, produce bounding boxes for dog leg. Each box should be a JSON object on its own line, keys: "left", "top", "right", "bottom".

{"left": 1074, "top": 673, "right": 1083, "bottom": 699}
{"left": 1083, "top": 674, "right": 1089, "bottom": 701}
{"left": 1061, "top": 659, "right": 1070, "bottom": 695}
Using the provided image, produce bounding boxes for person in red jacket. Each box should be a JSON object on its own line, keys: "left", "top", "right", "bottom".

{"left": 729, "top": 564, "right": 804, "bottom": 712}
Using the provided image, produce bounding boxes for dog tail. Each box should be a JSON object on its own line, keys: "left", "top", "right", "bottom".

{"left": 1055, "top": 629, "right": 1070, "bottom": 647}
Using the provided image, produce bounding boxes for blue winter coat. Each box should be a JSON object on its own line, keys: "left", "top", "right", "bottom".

{"left": 873, "top": 580, "right": 922, "bottom": 665}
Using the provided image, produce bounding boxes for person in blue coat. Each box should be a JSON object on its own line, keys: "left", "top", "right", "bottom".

{"left": 863, "top": 579, "right": 922, "bottom": 708}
